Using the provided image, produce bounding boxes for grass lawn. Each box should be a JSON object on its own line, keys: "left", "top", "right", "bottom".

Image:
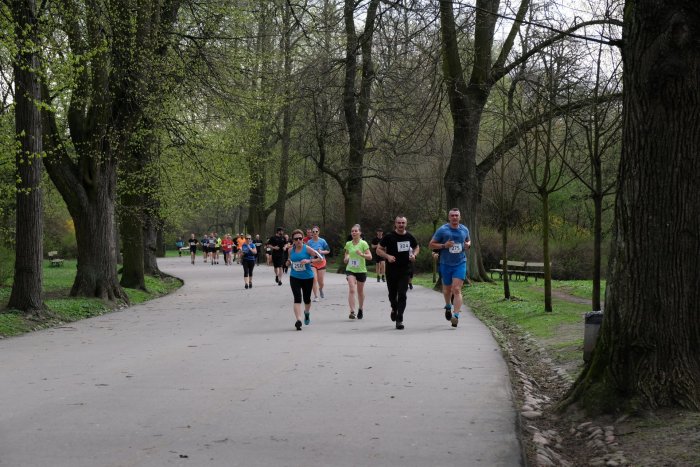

{"left": 0, "top": 259, "right": 182, "bottom": 338}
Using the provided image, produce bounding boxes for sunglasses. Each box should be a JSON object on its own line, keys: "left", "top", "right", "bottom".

{"left": 293, "top": 237, "right": 303, "bottom": 241}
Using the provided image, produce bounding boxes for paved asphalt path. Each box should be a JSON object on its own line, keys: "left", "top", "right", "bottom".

{"left": 1, "top": 257, "right": 521, "bottom": 467}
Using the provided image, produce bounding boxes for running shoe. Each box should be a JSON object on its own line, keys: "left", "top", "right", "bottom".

{"left": 377, "top": 276, "right": 380, "bottom": 282}
{"left": 451, "top": 313, "right": 459, "bottom": 327}
{"left": 357, "top": 309, "right": 363, "bottom": 320}
{"left": 408, "top": 283, "right": 413, "bottom": 290}
{"left": 444, "top": 304, "right": 453, "bottom": 321}
{"left": 390, "top": 310, "right": 397, "bottom": 322}
{"left": 320, "top": 290, "right": 324, "bottom": 299}
{"left": 313, "top": 297, "right": 319, "bottom": 302}
{"left": 245, "top": 284, "right": 249, "bottom": 289}
{"left": 295, "top": 320, "right": 302, "bottom": 330}
{"left": 381, "top": 276, "right": 385, "bottom": 282}
{"left": 349, "top": 311, "right": 356, "bottom": 319}
{"left": 395, "top": 321, "right": 404, "bottom": 330}
{"left": 249, "top": 283, "right": 253, "bottom": 288}
{"left": 304, "top": 312, "right": 310, "bottom": 326}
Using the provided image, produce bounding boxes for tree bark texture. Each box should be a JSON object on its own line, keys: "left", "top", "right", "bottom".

{"left": 143, "top": 205, "right": 161, "bottom": 276}
{"left": 341, "top": 0, "right": 379, "bottom": 231}
{"left": 564, "top": 0, "right": 700, "bottom": 411}
{"left": 8, "top": 0, "right": 44, "bottom": 313}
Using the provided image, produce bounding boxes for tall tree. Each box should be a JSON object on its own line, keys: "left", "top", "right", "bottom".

{"left": 567, "top": 45, "right": 622, "bottom": 311}
{"left": 119, "top": 0, "right": 181, "bottom": 288}
{"left": 7, "top": 0, "right": 43, "bottom": 313}
{"left": 516, "top": 42, "right": 581, "bottom": 312}
{"left": 340, "top": 0, "right": 380, "bottom": 229}
{"left": 563, "top": 0, "right": 700, "bottom": 411}
{"left": 41, "top": 0, "right": 143, "bottom": 302}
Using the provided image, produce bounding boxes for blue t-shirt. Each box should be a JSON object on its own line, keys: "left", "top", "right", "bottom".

{"left": 432, "top": 223, "right": 470, "bottom": 267}
{"left": 241, "top": 242, "right": 257, "bottom": 261}
{"left": 288, "top": 246, "right": 315, "bottom": 279}
{"left": 306, "top": 238, "right": 329, "bottom": 259}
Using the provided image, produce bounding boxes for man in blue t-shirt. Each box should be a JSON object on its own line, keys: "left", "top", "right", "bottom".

{"left": 429, "top": 208, "right": 471, "bottom": 328}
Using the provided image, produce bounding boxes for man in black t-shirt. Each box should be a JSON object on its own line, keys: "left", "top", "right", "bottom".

{"left": 267, "top": 227, "right": 287, "bottom": 285}
{"left": 376, "top": 216, "right": 419, "bottom": 330}
{"left": 187, "top": 233, "right": 198, "bottom": 265}
{"left": 371, "top": 228, "right": 386, "bottom": 283}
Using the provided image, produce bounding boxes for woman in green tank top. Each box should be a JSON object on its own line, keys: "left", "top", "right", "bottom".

{"left": 343, "top": 224, "right": 373, "bottom": 320}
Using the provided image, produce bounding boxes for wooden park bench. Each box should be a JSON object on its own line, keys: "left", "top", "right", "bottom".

{"left": 489, "top": 260, "right": 549, "bottom": 281}
{"left": 489, "top": 260, "right": 528, "bottom": 281}
{"left": 48, "top": 250, "right": 64, "bottom": 267}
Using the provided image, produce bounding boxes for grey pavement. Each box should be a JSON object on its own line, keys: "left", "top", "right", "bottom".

{"left": 0, "top": 257, "right": 522, "bottom": 467}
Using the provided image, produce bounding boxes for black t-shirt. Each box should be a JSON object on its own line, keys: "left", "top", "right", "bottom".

{"left": 268, "top": 235, "right": 287, "bottom": 257}
{"left": 379, "top": 231, "right": 418, "bottom": 269}
{"left": 371, "top": 236, "right": 383, "bottom": 260}
{"left": 188, "top": 238, "right": 198, "bottom": 248}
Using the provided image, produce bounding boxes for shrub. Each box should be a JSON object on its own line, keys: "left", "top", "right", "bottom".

{"left": 550, "top": 239, "right": 597, "bottom": 280}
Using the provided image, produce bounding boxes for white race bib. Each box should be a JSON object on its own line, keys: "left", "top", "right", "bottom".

{"left": 349, "top": 259, "right": 360, "bottom": 268}
{"left": 397, "top": 241, "right": 410, "bottom": 252}
{"left": 292, "top": 261, "right": 306, "bottom": 272}
{"left": 449, "top": 243, "right": 463, "bottom": 254}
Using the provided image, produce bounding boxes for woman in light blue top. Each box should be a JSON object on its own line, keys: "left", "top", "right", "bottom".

{"left": 307, "top": 226, "right": 331, "bottom": 300}
{"left": 286, "top": 229, "right": 323, "bottom": 330}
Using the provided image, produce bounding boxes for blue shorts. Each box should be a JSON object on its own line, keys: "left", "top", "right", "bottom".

{"left": 440, "top": 262, "right": 467, "bottom": 286}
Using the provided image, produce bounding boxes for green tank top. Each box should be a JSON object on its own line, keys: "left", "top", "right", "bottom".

{"left": 344, "top": 239, "right": 369, "bottom": 273}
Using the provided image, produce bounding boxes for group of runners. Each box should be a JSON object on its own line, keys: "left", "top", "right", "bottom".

{"left": 177, "top": 208, "right": 471, "bottom": 332}
{"left": 276, "top": 209, "right": 471, "bottom": 332}
{"left": 180, "top": 233, "right": 266, "bottom": 267}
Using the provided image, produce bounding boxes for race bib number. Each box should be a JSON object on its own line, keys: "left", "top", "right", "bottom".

{"left": 349, "top": 259, "right": 360, "bottom": 268}
{"left": 292, "top": 261, "right": 306, "bottom": 272}
{"left": 449, "top": 243, "right": 463, "bottom": 254}
{"left": 397, "top": 241, "right": 411, "bottom": 252}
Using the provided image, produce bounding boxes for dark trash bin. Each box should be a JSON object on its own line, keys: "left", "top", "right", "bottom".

{"left": 583, "top": 311, "right": 604, "bottom": 362}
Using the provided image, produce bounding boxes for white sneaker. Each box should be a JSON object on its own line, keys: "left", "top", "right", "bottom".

{"left": 312, "top": 297, "right": 319, "bottom": 302}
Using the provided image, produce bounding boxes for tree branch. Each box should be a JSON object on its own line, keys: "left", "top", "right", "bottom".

{"left": 477, "top": 92, "right": 623, "bottom": 182}
{"left": 493, "top": 19, "right": 622, "bottom": 84}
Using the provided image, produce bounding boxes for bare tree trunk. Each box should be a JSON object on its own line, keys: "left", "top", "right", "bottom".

{"left": 143, "top": 209, "right": 160, "bottom": 275}
{"left": 592, "top": 192, "right": 602, "bottom": 311}
{"left": 501, "top": 224, "right": 510, "bottom": 300}
{"left": 69, "top": 165, "right": 125, "bottom": 301}
{"left": 541, "top": 192, "right": 552, "bottom": 312}
{"left": 563, "top": 0, "right": 700, "bottom": 411}
{"left": 8, "top": 0, "right": 44, "bottom": 313}
{"left": 120, "top": 186, "right": 145, "bottom": 289}
{"left": 340, "top": 0, "right": 379, "bottom": 230}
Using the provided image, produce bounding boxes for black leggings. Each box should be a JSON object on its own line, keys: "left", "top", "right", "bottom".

{"left": 290, "top": 276, "right": 313, "bottom": 304}
{"left": 386, "top": 267, "right": 410, "bottom": 320}
{"left": 242, "top": 260, "right": 255, "bottom": 277}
